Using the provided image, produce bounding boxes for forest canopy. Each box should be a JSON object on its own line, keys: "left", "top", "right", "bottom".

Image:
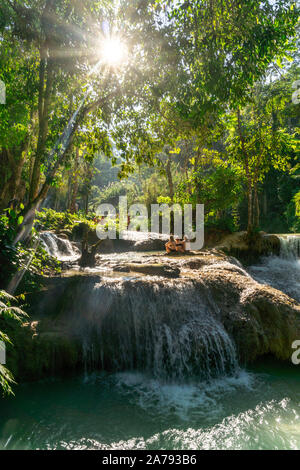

{"left": 0, "top": 0, "right": 298, "bottom": 264}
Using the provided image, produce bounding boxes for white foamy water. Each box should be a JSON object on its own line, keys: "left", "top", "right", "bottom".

{"left": 40, "top": 231, "right": 80, "bottom": 261}
{"left": 249, "top": 235, "right": 300, "bottom": 303}
{"left": 121, "top": 230, "right": 169, "bottom": 242}
{"left": 76, "top": 278, "right": 239, "bottom": 381}
{"left": 10, "top": 233, "right": 297, "bottom": 450}
{"left": 280, "top": 235, "right": 300, "bottom": 260}
{"left": 84, "top": 398, "right": 298, "bottom": 450}
{"left": 112, "top": 370, "right": 255, "bottom": 422}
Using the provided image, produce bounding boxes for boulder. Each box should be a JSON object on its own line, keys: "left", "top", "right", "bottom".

{"left": 217, "top": 231, "right": 281, "bottom": 263}
{"left": 71, "top": 222, "right": 99, "bottom": 244}
{"left": 56, "top": 230, "right": 72, "bottom": 240}
{"left": 197, "top": 260, "right": 299, "bottom": 362}
{"left": 124, "top": 263, "right": 180, "bottom": 278}
{"left": 133, "top": 238, "right": 167, "bottom": 252}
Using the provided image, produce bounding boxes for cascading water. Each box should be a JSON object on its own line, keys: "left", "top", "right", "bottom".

{"left": 279, "top": 235, "right": 300, "bottom": 259}
{"left": 68, "top": 278, "right": 239, "bottom": 381}
{"left": 249, "top": 234, "right": 300, "bottom": 303}
{"left": 38, "top": 230, "right": 239, "bottom": 380}
{"left": 40, "top": 231, "right": 79, "bottom": 261}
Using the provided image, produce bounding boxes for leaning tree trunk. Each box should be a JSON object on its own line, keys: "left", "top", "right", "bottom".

{"left": 68, "top": 148, "right": 80, "bottom": 213}
{"left": 6, "top": 237, "right": 40, "bottom": 295}
{"left": 13, "top": 91, "right": 108, "bottom": 245}
{"left": 13, "top": 99, "right": 85, "bottom": 245}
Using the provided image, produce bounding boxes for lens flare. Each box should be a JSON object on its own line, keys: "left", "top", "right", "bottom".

{"left": 100, "top": 36, "right": 128, "bottom": 66}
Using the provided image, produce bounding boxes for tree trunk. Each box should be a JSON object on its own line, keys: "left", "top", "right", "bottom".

{"left": 263, "top": 191, "right": 267, "bottom": 217}
{"left": 237, "top": 109, "right": 253, "bottom": 235}
{"left": 254, "top": 184, "right": 260, "bottom": 229}
{"left": 84, "top": 193, "right": 89, "bottom": 215}
{"left": 69, "top": 180, "right": 79, "bottom": 214}
{"left": 29, "top": 49, "right": 54, "bottom": 202}
{"left": 0, "top": 146, "right": 27, "bottom": 210}
{"left": 166, "top": 154, "right": 174, "bottom": 200}
{"left": 79, "top": 238, "right": 103, "bottom": 268}
{"left": 69, "top": 148, "right": 80, "bottom": 213}
{"left": 247, "top": 181, "right": 253, "bottom": 234}
{"left": 13, "top": 91, "right": 106, "bottom": 245}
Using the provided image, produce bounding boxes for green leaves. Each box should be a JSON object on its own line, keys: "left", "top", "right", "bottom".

{"left": 0, "top": 364, "right": 16, "bottom": 397}
{"left": 0, "top": 290, "right": 27, "bottom": 396}
{"left": 158, "top": 0, "right": 298, "bottom": 125}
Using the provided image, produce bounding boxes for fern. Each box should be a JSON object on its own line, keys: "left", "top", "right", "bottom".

{"left": 0, "top": 290, "right": 27, "bottom": 396}
{"left": 0, "top": 365, "right": 15, "bottom": 396}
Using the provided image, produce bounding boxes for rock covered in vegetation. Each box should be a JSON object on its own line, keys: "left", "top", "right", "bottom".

{"left": 217, "top": 231, "right": 281, "bottom": 263}
{"left": 189, "top": 256, "right": 299, "bottom": 362}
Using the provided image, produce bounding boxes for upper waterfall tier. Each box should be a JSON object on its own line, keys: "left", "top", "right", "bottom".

{"left": 248, "top": 234, "right": 300, "bottom": 304}
{"left": 40, "top": 231, "right": 80, "bottom": 261}
{"left": 279, "top": 234, "right": 300, "bottom": 260}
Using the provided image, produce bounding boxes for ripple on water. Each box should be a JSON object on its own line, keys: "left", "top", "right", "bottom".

{"left": 0, "top": 368, "right": 299, "bottom": 451}
{"left": 59, "top": 398, "right": 299, "bottom": 451}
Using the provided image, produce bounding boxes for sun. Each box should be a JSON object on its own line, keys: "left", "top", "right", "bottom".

{"left": 100, "top": 36, "right": 128, "bottom": 66}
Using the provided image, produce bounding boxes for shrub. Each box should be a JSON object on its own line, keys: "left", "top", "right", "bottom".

{"left": 0, "top": 290, "right": 27, "bottom": 396}
{"left": 0, "top": 211, "right": 61, "bottom": 292}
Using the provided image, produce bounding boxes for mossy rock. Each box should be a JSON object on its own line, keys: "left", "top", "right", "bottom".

{"left": 71, "top": 223, "right": 98, "bottom": 244}
{"left": 218, "top": 231, "right": 280, "bottom": 264}
{"left": 124, "top": 263, "right": 180, "bottom": 278}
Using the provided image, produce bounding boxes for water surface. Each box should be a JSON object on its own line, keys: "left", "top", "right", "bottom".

{"left": 0, "top": 363, "right": 299, "bottom": 450}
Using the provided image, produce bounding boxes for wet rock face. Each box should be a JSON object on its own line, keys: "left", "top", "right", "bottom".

{"left": 70, "top": 227, "right": 168, "bottom": 253}
{"left": 113, "top": 263, "right": 180, "bottom": 278}
{"left": 133, "top": 238, "right": 167, "bottom": 252}
{"left": 99, "top": 236, "right": 168, "bottom": 253}
{"left": 10, "top": 251, "right": 300, "bottom": 382}
{"left": 217, "top": 231, "right": 281, "bottom": 264}
{"left": 197, "top": 261, "right": 300, "bottom": 363}
{"left": 204, "top": 228, "right": 231, "bottom": 248}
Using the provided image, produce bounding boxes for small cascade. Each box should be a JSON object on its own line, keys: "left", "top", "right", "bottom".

{"left": 40, "top": 231, "right": 79, "bottom": 261}
{"left": 249, "top": 234, "right": 300, "bottom": 303}
{"left": 71, "top": 279, "right": 239, "bottom": 381}
{"left": 279, "top": 235, "right": 300, "bottom": 260}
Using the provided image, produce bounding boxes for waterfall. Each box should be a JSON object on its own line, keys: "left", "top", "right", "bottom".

{"left": 69, "top": 278, "right": 239, "bottom": 381}
{"left": 279, "top": 235, "right": 300, "bottom": 260}
{"left": 40, "top": 232, "right": 79, "bottom": 261}
{"left": 249, "top": 234, "right": 300, "bottom": 303}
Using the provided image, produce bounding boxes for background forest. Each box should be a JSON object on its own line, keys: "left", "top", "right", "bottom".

{"left": 46, "top": 65, "right": 300, "bottom": 235}
{"left": 0, "top": 1, "right": 299, "bottom": 240}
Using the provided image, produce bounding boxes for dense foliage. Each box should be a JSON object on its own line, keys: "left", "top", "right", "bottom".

{"left": 0, "top": 290, "right": 27, "bottom": 396}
